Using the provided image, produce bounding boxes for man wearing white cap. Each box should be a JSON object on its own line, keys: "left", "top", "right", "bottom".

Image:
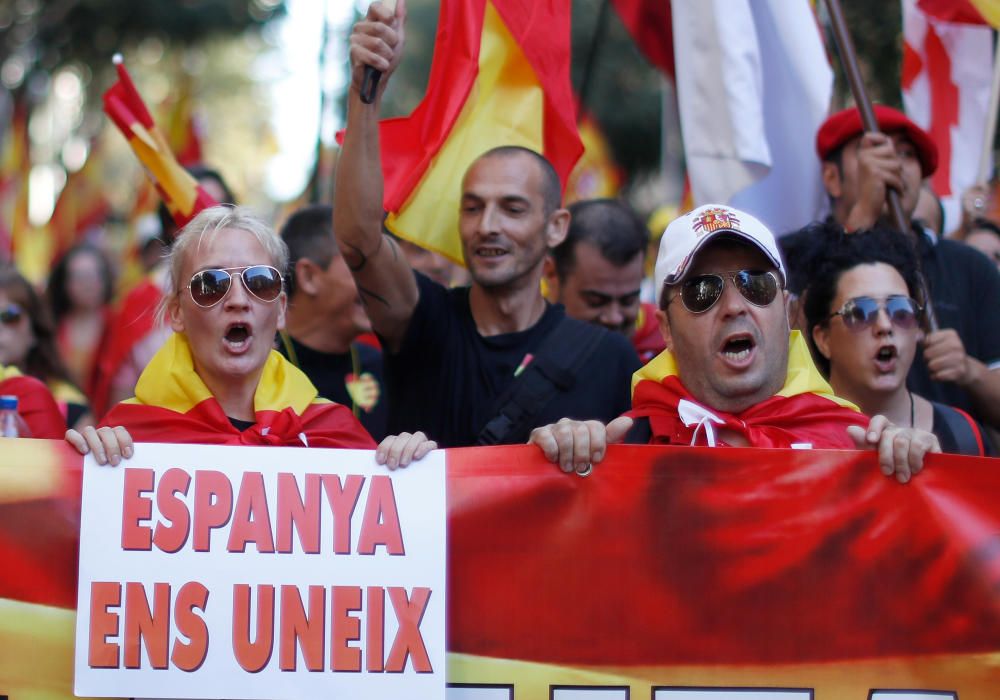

{"left": 530, "top": 204, "right": 941, "bottom": 483}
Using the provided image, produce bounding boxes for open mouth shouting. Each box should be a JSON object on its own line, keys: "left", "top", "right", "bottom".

{"left": 719, "top": 332, "right": 757, "bottom": 369}
{"left": 223, "top": 321, "right": 253, "bottom": 353}
{"left": 874, "top": 343, "right": 898, "bottom": 373}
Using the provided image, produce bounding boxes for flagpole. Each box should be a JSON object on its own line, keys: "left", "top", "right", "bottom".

{"left": 823, "top": 0, "right": 939, "bottom": 331}
{"left": 977, "top": 32, "right": 1000, "bottom": 184}
{"left": 311, "top": 0, "right": 334, "bottom": 204}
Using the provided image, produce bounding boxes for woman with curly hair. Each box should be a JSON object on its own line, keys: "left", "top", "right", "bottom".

{"left": 803, "top": 226, "right": 993, "bottom": 456}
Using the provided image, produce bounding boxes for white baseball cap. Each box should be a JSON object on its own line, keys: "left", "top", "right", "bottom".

{"left": 653, "top": 204, "right": 786, "bottom": 305}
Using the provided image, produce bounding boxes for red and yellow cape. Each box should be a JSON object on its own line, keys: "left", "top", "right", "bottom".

{"left": 630, "top": 331, "right": 865, "bottom": 449}
{"left": 100, "top": 333, "right": 375, "bottom": 449}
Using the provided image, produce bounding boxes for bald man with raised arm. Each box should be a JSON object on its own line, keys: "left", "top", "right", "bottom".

{"left": 334, "top": 0, "right": 641, "bottom": 448}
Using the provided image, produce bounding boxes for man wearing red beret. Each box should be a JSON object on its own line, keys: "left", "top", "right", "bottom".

{"left": 782, "top": 105, "right": 1000, "bottom": 433}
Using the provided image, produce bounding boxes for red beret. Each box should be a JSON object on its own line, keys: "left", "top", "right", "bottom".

{"left": 816, "top": 104, "right": 938, "bottom": 177}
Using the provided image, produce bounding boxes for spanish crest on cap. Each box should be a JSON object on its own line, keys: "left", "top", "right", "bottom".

{"left": 693, "top": 207, "right": 741, "bottom": 236}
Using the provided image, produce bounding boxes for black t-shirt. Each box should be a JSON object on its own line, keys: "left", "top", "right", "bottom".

{"left": 384, "top": 272, "right": 642, "bottom": 447}
{"left": 931, "top": 401, "right": 996, "bottom": 457}
{"left": 908, "top": 235, "right": 1000, "bottom": 415}
{"left": 276, "top": 333, "right": 388, "bottom": 441}
{"left": 781, "top": 224, "right": 1000, "bottom": 420}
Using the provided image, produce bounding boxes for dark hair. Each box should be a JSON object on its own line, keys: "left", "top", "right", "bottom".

{"left": 551, "top": 199, "right": 648, "bottom": 280}
{"left": 47, "top": 244, "right": 114, "bottom": 323}
{"left": 802, "top": 226, "right": 922, "bottom": 377}
{"left": 476, "top": 146, "right": 562, "bottom": 216}
{"left": 970, "top": 217, "right": 1000, "bottom": 240}
{"left": 278, "top": 204, "right": 338, "bottom": 298}
{"left": 0, "top": 265, "right": 76, "bottom": 386}
{"left": 157, "top": 164, "right": 237, "bottom": 245}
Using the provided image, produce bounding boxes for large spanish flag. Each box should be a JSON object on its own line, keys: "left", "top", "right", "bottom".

{"left": 377, "top": 0, "right": 582, "bottom": 264}
{"left": 102, "top": 56, "right": 218, "bottom": 229}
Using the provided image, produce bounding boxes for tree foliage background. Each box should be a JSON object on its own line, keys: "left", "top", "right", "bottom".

{"left": 0, "top": 0, "right": 283, "bottom": 98}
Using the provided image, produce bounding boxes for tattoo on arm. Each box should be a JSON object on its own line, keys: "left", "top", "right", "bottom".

{"left": 358, "top": 284, "right": 390, "bottom": 309}
{"left": 343, "top": 235, "right": 384, "bottom": 273}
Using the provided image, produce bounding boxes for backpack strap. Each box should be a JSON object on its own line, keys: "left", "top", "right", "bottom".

{"left": 934, "top": 402, "right": 985, "bottom": 457}
{"left": 476, "top": 317, "right": 608, "bottom": 446}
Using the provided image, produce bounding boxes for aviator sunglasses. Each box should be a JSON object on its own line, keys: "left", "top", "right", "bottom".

{"left": 185, "top": 265, "right": 283, "bottom": 308}
{"left": 827, "top": 295, "right": 921, "bottom": 331}
{"left": 0, "top": 304, "right": 23, "bottom": 325}
{"left": 670, "top": 270, "right": 781, "bottom": 314}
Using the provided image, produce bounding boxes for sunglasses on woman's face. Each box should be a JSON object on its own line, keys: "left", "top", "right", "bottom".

{"left": 669, "top": 270, "right": 781, "bottom": 314}
{"left": 828, "top": 295, "right": 921, "bottom": 331}
{"left": 0, "top": 304, "right": 24, "bottom": 325}
{"left": 185, "top": 265, "right": 284, "bottom": 309}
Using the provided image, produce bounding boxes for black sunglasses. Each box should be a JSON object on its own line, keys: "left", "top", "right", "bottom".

{"left": 828, "top": 295, "right": 921, "bottom": 331}
{"left": 185, "top": 265, "right": 283, "bottom": 309}
{"left": 0, "top": 304, "right": 24, "bottom": 325}
{"left": 669, "top": 270, "right": 781, "bottom": 314}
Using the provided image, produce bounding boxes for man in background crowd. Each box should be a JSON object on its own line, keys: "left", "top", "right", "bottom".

{"left": 544, "top": 198, "right": 665, "bottom": 362}
{"left": 278, "top": 204, "right": 388, "bottom": 440}
{"left": 334, "top": 2, "right": 641, "bottom": 447}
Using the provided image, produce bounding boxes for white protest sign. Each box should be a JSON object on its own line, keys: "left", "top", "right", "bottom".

{"left": 74, "top": 442, "right": 446, "bottom": 700}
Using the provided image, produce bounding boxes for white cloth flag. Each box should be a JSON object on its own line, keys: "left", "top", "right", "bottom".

{"left": 672, "top": 0, "right": 833, "bottom": 236}
{"left": 902, "top": 0, "right": 994, "bottom": 234}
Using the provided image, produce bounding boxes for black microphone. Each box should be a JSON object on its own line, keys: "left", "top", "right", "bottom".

{"left": 360, "top": 0, "right": 397, "bottom": 105}
{"left": 360, "top": 66, "right": 382, "bottom": 105}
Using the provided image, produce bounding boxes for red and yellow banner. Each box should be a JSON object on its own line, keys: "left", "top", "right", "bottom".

{"left": 2, "top": 442, "right": 999, "bottom": 697}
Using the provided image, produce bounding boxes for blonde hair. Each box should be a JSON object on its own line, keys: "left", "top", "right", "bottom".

{"left": 159, "top": 205, "right": 288, "bottom": 322}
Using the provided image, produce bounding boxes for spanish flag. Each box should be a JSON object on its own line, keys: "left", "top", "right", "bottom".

{"left": 917, "top": 0, "right": 1000, "bottom": 26}
{"left": 629, "top": 331, "right": 865, "bottom": 448}
{"left": 0, "top": 97, "right": 30, "bottom": 261}
{"left": 377, "top": 0, "right": 582, "bottom": 264}
{"left": 102, "top": 55, "right": 218, "bottom": 228}
{"left": 100, "top": 333, "right": 376, "bottom": 449}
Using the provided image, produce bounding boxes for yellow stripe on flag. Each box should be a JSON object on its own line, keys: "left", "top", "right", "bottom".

{"left": 385, "top": 0, "right": 544, "bottom": 264}
{"left": 126, "top": 124, "right": 198, "bottom": 215}
{"left": 969, "top": 0, "right": 1000, "bottom": 27}
{"left": 449, "top": 651, "right": 1000, "bottom": 698}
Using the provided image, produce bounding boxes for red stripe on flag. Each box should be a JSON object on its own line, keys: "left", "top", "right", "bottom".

{"left": 925, "top": 23, "right": 960, "bottom": 196}
{"left": 610, "top": 0, "right": 675, "bottom": 78}
{"left": 918, "top": 0, "right": 989, "bottom": 24}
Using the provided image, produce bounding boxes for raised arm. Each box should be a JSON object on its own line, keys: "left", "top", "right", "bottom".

{"left": 334, "top": 0, "right": 418, "bottom": 352}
